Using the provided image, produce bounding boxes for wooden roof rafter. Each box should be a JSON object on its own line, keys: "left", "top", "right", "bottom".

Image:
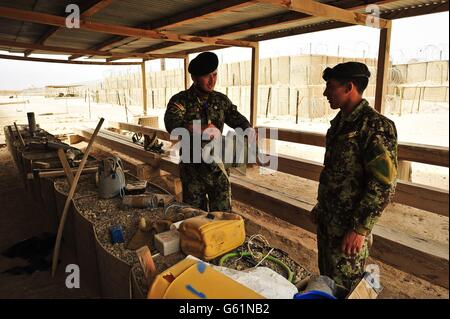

{"left": 244, "top": 0, "right": 449, "bottom": 42}
{"left": 68, "top": 0, "right": 257, "bottom": 60}
{"left": 0, "top": 39, "right": 184, "bottom": 60}
{"left": 0, "top": 5, "right": 258, "bottom": 61}
{"left": 0, "top": 53, "right": 143, "bottom": 65}
{"left": 133, "top": 0, "right": 397, "bottom": 56}
{"left": 257, "top": 0, "right": 390, "bottom": 28}
{"left": 24, "top": 0, "right": 115, "bottom": 57}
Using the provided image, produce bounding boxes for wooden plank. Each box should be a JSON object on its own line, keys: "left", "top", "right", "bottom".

{"left": 375, "top": 26, "right": 392, "bottom": 113}
{"left": 231, "top": 175, "right": 449, "bottom": 289}
{"left": 0, "top": 39, "right": 172, "bottom": 60}
{"left": 261, "top": 153, "right": 323, "bottom": 181}
{"left": 81, "top": 0, "right": 114, "bottom": 18}
{"left": 250, "top": 44, "right": 260, "bottom": 126}
{"left": 57, "top": 148, "right": 74, "bottom": 187}
{"left": 24, "top": 0, "right": 114, "bottom": 56}
{"left": 82, "top": 0, "right": 254, "bottom": 56}
{"left": 394, "top": 181, "right": 449, "bottom": 217}
{"left": 257, "top": 126, "right": 325, "bottom": 147}
{"left": 246, "top": 1, "right": 448, "bottom": 42}
{"left": 398, "top": 142, "right": 449, "bottom": 167}
{"left": 259, "top": 0, "right": 390, "bottom": 28}
{"left": 0, "top": 54, "right": 142, "bottom": 66}
{"left": 261, "top": 153, "right": 449, "bottom": 217}
{"left": 141, "top": 62, "right": 148, "bottom": 115}
{"left": 0, "top": 6, "right": 257, "bottom": 49}
{"left": 109, "top": 122, "right": 173, "bottom": 141}
{"left": 146, "top": 0, "right": 398, "bottom": 54}
{"left": 257, "top": 126, "right": 449, "bottom": 167}
{"left": 76, "top": 129, "right": 179, "bottom": 176}
{"left": 184, "top": 56, "right": 190, "bottom": 90}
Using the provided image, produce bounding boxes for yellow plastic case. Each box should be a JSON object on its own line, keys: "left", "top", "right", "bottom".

{"left": 148, "top": 258, "right": 263, "bottom": 299}
{"left": 178, "top": 212, "right": 246, "bottom": 261}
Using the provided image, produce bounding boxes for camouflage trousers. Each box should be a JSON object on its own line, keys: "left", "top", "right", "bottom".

{"left": 317, "top": 221, "right": 371, "bottom": 292}
{"left": 179, "top": 162, "right": 231, "bottom": 212}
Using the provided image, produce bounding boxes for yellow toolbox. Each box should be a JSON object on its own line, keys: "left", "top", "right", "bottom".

{"left": 178, "top": 212, "right": 245, "bottom": 261}
{"left": 148, "top": 257, "right": 264, "bottom": 299}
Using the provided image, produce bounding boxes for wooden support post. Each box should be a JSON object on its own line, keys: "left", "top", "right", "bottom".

{"left": 184, "top": 56, "right": 190, "bottom": 90}
{"left": 57, "top": 148, "right": 74, "bottom": 187}
{"left": 375, "top": 24, "right": 392, "bottom": 114}
{"left": 250, "top": 44, "right": 260, "bottom": 126}
{"left": 397, "top": 160, "right": 412, "bottom": 182}
{"left": 265, "top": 87, "right": 271, "bottom": 118}
{"left": 141, "top": 61, "right": 148, "bottom": 115}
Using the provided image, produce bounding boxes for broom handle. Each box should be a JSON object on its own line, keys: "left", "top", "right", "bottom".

{"left": 13, "top": 122, "right": 26, "bottom": 148}
{"left": 51, "top": 118, "right": 104, "bottom": 277}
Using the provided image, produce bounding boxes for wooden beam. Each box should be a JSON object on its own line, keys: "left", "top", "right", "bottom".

{"left": 81, "top": 0, "right": 114, "bottom": 18}
{"left": 257, "top": 126, "right": 449, "bottom": 167}
{"left": 231, "top": 175, "right": 449, "bottom": 289}
{"left": 375, "top": 26, "right": 392, "bottom": 113}
{"left": 0, "top": 39, "right": 176, "bottom": 60}
{"left": 145, "top": 0, "right": 397, "bottom": 55}
{"left": 184, "top": 55, "right": 190, "bottom": 90}
{"left": 211, "top": 1, "right": 399, "bottom": 37}
{"left": 399, "top": 142, "right": 449, "bottom": 167}
{"left": 77, "top": 129, "right": 180, "bottom": 176}
{"left": 109, "top": 122, "right": 173, "bottom": 141}
{"left": 0, "top": 6, "right": 257, "bottom": 48}
{"left": 141, "top": 62, "right": 148, "bottom": 115}
{"left": 267, "top": 153, "right": 448, "bottom": 217}
{"left": 0, "top": 54, "right": 142, "bottom": 65}
{"left": 394, "top": 181, "right": 449, "bottom": 217}
{"left": 80, "top": 0, "right": 255, "bottom": 57}
{"left": 24, "top": 0, "right": 115, "bottom": 57}
{"left": 245, "top": 0, "right": 447, "bottom": 42}
{"left": 250, "top": 44, "right": 259, "bottom": 126}
{"left": 57, "top": 148, "right": 74, "bottom": 187}
{"left": 258, "top": 0, "right": 390, "bottom": 28}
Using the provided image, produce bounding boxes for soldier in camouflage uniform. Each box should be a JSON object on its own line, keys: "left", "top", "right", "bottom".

{"left": 164, "top": 52, "right": 255, "bottom": 212}
{"left": 311, "top": 62, "right": 398, "bottom": 293}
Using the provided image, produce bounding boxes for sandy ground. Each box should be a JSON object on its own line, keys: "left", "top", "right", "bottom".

{"left": 0, "top": 145, "right": 98, "bottom": 298}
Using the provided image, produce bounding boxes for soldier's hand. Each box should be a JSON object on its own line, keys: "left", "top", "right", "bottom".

{"left": 203, "top": 123, "right": 221, "bottom": 140}
{"left": 341, "top": 231, "right": 365, "bottom": 256}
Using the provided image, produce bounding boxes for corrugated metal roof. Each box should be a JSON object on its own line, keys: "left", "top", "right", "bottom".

{"left": 0, "top": 0, "right": 447, "bottom": 61}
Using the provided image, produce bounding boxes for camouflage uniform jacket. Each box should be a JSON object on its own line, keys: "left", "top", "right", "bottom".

{"left": 317, "top": 99, "right": 398, "bottom": 237}
{"left": 164, "top": 85, "right": 251, "bottom": 162}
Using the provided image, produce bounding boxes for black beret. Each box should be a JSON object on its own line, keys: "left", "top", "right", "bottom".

{"left": 188, "top": 52, "right": 219, "bottom": 77}
{"left": 322, "top": 62, "right": 371, "bottom": 81}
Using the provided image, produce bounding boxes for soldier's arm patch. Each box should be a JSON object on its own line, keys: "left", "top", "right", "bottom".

{"left": 366, "top": 147, "right": 397, "bottom": 185}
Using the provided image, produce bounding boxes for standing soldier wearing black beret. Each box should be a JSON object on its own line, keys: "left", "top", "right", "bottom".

{"left": 164, "top": 52, "right": 256, "bottom": 212}
{"left": 311, "top": 62, "right": 398, "bottom": 293}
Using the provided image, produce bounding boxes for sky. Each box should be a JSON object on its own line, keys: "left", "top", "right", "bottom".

{"left": 0, "top": 11, "right": 448, "bottom": 90}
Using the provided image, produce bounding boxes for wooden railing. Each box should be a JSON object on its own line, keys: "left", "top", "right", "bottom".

{"left": 257, "top": 126, "right": 449, "bottom": 217}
